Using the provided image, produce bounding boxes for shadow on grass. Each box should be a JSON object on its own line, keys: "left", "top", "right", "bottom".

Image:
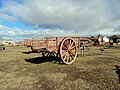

{"left": 22, "top": 51, "right": 39, "bottom": 54}
{"left": 25, "top": 56, "right": 64, "bottom": 64}
{"left": 113, "top": 65, "right": 120, "bottom": 83}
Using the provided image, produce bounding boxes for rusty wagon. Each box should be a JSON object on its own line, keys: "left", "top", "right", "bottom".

{"left": 25, "top": 37, "right": 80, "bottom": 64}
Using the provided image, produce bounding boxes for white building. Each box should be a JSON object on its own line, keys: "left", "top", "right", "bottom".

{"left": 103, "top": 36, "right": 109, "bottom": 43}
{"left": 2, "top": 40, "right": 17, "bottom": 46}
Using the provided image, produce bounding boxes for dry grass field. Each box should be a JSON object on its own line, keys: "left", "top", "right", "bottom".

{"left": 0, "top": 46, "right": 120, "bottom": 90}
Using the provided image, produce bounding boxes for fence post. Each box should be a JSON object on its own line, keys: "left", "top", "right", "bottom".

{"left": 80, "top": 43, "right": 85, "bottom": 57}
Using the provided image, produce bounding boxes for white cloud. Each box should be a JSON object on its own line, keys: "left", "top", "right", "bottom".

{"left": 0, "top": 24, "right": 71, "bottom": 41}
{"left": 0, "top": 0, "right": 120, "bottom": 40}
{"left": 0, "top": 12, "right": 17, "bottom": 21}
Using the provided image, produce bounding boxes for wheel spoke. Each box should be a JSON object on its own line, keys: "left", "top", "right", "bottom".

{"left": 62, "top": 45, "right": 67, "bottom": 50}
{"left": 71, "top": 45, "right": 76, "bottom": 50}
{"left": 69, "top": 39, "right": 72, "bottom": 46}
{"left": 63, "top": 41, "right": 68, "bottom": 48}
{"left": 62, "top": 49, "right": 67, "bottom": 54}
{"left": 68, "top": 39, "right": 72, "bottom": 48}
{"left": 66, "top": 54, "right": 69, "bottom": 62}
{"left": 70, "top": 53, "right": 74, "bottom": 60}
{"left": 69, "top": 51, "right": 76, "bottom": 59}
{"left": 68, "top": 54, "right": 71, "bottom": 62}
{"left": 66, "top": 39, "right": 70, "bottom": 48}
{"left": 70, "top": 42, "right": 74, "bottom": 48}
{"left": 64, "top": 53, "right": 67, "bottom": 61}
{"left": 62, "top": 52, "right": 68, "bottom": 57}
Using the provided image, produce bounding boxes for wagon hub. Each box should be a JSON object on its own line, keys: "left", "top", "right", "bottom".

{"left": 67, "top": 48, "right": 72, "bottom": 53}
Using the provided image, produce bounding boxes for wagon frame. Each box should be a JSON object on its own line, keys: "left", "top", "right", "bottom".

{"left": 26, "top": 37, "right": 80, "bottom": 64}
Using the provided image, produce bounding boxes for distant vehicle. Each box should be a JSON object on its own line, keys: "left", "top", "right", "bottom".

{"left": 0, "top": 44, "right": 5, "bottom": 51}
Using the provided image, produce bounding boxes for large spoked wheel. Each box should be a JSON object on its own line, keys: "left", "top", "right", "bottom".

{"left": 59, "top": 37, "right": 77, "bottom": 64}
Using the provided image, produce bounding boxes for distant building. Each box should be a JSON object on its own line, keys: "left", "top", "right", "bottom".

{"left": 109, "top": 35, "right": 120, "bottom": 46}
{"left": 103, "top": 36, "right": 109, "bottom": 43}
{"left": 91, "top": 34, "right": 109, "bottom": 45}
{"left": 97, "top": 34, "right": 104, "bottom": 45}
{"left": 2, "top": 39, "right": 17, "bottom": 46}
{"left": 79, "top": 37, "right": 91, "bottom": 44}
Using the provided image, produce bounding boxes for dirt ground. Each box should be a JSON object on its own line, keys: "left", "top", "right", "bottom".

{"left": 0, "top": 46, "right": 120, "bottom": 90}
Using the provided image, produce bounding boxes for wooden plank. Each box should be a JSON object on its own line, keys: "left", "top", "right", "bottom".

{"left": 30, "top": 37, "right": 80, "bottom": 52}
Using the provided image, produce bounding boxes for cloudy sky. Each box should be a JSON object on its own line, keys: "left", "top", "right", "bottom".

{"left": 0, "top": 0, "right": 120, "bottom": 41}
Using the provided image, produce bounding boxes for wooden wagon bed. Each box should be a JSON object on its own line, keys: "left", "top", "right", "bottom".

{"left": 25, "top": 37, "right": 80, "bottom": 64}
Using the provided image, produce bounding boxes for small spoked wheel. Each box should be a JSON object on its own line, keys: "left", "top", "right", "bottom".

{"left": 59, "top": 37, "right": 77, "bottom": 64}
{"left": 46, "top": 51, "right": 56, "bottom": 58}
